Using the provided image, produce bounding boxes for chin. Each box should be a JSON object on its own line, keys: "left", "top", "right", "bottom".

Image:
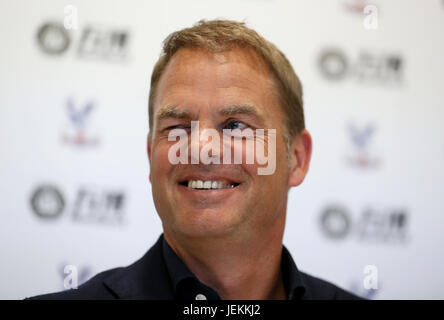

{"left": 171, "top": 208, "right": 242, "bottom": 238}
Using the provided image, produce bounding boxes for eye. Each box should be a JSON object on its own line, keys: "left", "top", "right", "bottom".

{"left": 164, "top": 124, "right": 190, "bottom": 131}
{"left": 223, "top": 120, "right": 249, "bottom": 131}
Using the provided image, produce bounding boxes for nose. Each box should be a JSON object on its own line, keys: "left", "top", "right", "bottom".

{"left": 190, "top": 120, "right": 221, "bottom": 165}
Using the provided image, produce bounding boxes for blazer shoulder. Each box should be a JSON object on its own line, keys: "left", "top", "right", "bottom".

{"left": 25, "top": 267, "right": 123, "bottom": 300}
{"left": 25, "top": 234, "right": 172, "bottom": 300}
{"left": 299, "top": 271, "right": 364, "bottom": 300}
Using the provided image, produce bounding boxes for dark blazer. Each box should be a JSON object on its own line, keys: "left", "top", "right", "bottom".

{"left": 27, "top": 235, "right": 361, "bottom": 300}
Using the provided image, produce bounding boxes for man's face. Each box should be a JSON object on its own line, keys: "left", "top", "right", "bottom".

{"left": 148, "top": 47, "right": 295, "bottom": 239}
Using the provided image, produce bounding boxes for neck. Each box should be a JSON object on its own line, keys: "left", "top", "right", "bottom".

{"left": 163, "top": 212, "right": 287, "bottom": 300}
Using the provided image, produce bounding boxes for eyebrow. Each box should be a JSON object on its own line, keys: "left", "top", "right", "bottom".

{"left": 156, "top": 104, "right": 265, "bottom": 125}
{"left": 156, "top": 106, "right": 192, "bottom": 122}
{"left": 219, "top": 105, "right": 265, "bottom": 125}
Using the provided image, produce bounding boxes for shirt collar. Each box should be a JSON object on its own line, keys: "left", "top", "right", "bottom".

{"left": 281, "top": 245, "right": 306, "bottom": 299}
{"left": 162, "top": 235, "right": 221, "bottom": 300}
{"left": 162, "top": 234, "right": 194, "bottom": 287}
{"left": 162, "top": 234, "right": 306, "bottom": 300}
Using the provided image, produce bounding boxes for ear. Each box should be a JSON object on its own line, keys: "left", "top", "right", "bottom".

{"left": 288, "top": 129, "right": 312, "bottom": 187}
{"left": 147, "top": 133, "right": 152, "bottom": 183}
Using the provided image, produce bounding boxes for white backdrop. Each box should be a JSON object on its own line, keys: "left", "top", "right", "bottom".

{"left": 1, "top": 0, "right": 443, "bottom": 299}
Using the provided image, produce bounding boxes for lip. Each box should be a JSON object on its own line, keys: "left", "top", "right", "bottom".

{"left": 177, "top": 174, "right": 241, "bottom": 186}
{"left": 175, "top": 172, "right": 243, "bottom": 202}
{"left": 176, "top": 182, "right": 242, "bottom": 204}
{"left": 177, "top": 182, "right": 241, "bottom": 192}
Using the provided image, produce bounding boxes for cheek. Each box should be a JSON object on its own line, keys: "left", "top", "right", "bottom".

{"left": 252, "top": 138, "right": 290, "bottom": 190}
{"left": 150, "top": 144, "right": 174, "bottom": 179}
{"left": 230, "top": 138, "right": 274, "bottom": 169}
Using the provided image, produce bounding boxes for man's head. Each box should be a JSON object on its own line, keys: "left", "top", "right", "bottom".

{"left": 147, "top": 19, "right": 312, "bottom": 241}
{"left": 149, "top": 19, "right": 305, "bottom": 149}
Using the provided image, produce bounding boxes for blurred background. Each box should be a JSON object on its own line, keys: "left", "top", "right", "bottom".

{"left": 0, "top": 0, "right": 443, "bottom": 299}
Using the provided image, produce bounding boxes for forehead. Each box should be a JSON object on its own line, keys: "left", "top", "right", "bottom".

{"left": 153, "top": 47, "right": 278, "bottom": 113}
{"left": 165, "top": 46, "right": 271, "bottom": 78}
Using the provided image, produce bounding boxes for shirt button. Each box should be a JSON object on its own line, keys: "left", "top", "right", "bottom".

{"left": 195, "top": 293, "right": 207, "bottom": 300}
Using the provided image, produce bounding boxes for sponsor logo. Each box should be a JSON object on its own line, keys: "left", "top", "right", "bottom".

{"left": 30, "top": 184, "right": 126, "bottom": 225}
{"left": 37, "top": 23, "right": 71, "bottom": 55}
{"left": 318, "top": 48, "right": 403, "bottom": 84}
{"left": 345, "top": 122, "right": 380, "bottom": 169}
{"left": 30, "top": 185, "right": 65, "bottom": 219}
{"left": 36, "top": 22, "right": 130, "bottom": 62}
{"left": 61, "top": 97, "right": 100, "bottom": 147}
{"left": 72, "top": 187, "right": 126, "bottom": 224}
{"left": 319, "top": 205, "right": 409, "bottom": 244}
{"left": 320, "top": 206, "right": 351, "bottom": 239}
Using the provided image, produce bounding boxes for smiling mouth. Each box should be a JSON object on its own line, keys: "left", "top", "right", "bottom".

{"left": 179, "top": 180, "right": 240, "bottom": 190}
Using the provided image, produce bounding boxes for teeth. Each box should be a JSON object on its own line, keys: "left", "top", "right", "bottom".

{"left": 185, "top": 180, "right": 236, "bottom": 190}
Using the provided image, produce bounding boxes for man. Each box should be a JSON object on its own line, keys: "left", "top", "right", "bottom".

{"left": 29, "top": 19, "right": 360, "bottom": 300}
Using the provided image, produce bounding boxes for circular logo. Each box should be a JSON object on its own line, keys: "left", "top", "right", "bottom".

{"left": 30, "top": 185, "right": 65, "bottom": 219}
{"left": 320, "top": 206, "right": 351, "bottom": 239}
{"left": 36, "top": 22, "right": 70, "bottom": 55}
{"left": 318, "top": 49, "right": 348, "bottom": 80}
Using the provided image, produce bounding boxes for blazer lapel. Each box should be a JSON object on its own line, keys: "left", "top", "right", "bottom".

{"left": 102, "top": 235, "right": 175, "bottom": 299}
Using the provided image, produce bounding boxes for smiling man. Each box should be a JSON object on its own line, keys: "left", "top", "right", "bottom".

{"left": 29, "top": 19, "right": 360, "bottom": 300}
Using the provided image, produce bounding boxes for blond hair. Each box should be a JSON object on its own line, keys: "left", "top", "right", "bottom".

{"left": 148, "top": 19, "right": 305, "bottom": 145}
